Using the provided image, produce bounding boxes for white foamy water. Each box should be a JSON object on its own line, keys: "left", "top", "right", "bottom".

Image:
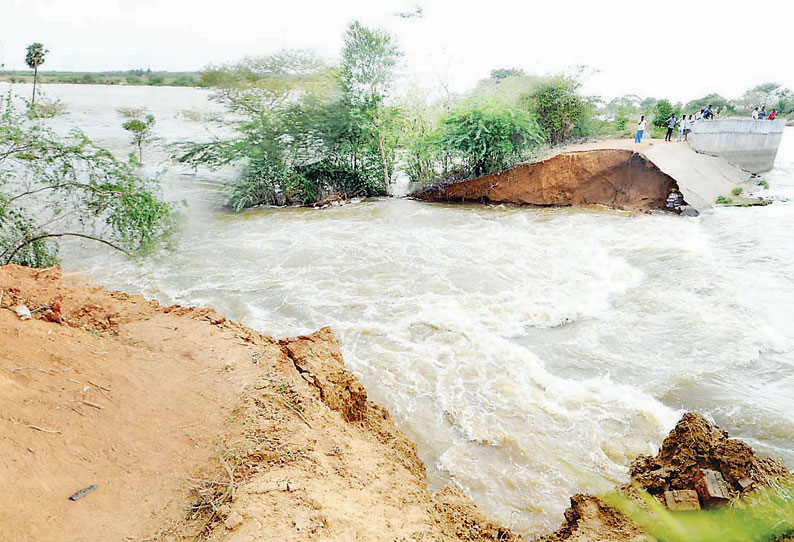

{"left": 8, "top": 84, "right": 794, "bottom": 537}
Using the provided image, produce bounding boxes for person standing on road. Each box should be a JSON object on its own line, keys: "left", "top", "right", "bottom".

{"left": 665, "top": 114, "right": 676, "bottom": 141}
{"left": 683, "top": 115, "right": 695, "bottom": 141}
{"left": 677, "top": 114, "right": 685, "bottom": 141}
{"left": 635, "top": 115, "right": 647, "bottom": 143}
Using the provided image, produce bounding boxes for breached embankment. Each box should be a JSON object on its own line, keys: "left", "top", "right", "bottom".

{"left": 1, "top": 266, "right": 790, "bottom": 541}
{"left": 412, "top": 140, "right": 750, "bottom": 212}
{"left": 0, "top": 265, "right": 513, "bottom": 542}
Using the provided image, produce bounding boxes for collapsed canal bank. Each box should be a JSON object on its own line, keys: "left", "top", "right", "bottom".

{"left": 411, "top": 137, "right": 763, "bottom": 213}
{"left": 2, "top": 265, "right": 791, "bottom": 541}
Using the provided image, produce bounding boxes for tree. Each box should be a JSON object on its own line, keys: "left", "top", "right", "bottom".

{"left": 428, "top": 101, "right": 545, "bottom": 178}
{"left": 176, "top": 26, "right": 403, "bottom": 209}
{"left": 731, "top": 83, "right": 793, "bottom": 114}
{"left": 652, "top": 99, "right": 675, "bottom": 129}
{"left": 0, "top": 93, "right": 174, "bottom": 267}
{"left": 25, "top": 43, "right": 48, "bottom": 107}
{"left": 122, "top": 114, "right": 156, "bottom": 163}
{"left": 685, "top": 93, "right": 730, "bottom": 115}
{"left": 339, "top": 20, "right": 402, "bottom": 190}
{"left": 521, "top": 75, "right": 590, "bottom": 145}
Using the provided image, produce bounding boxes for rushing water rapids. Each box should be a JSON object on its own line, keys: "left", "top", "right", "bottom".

{"left": 7, "top": 84, "right": 794, "bottom": 537}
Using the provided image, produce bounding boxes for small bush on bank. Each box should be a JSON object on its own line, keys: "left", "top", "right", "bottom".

{"left": 732, "top": 187, "right": 743, "bottom": 196}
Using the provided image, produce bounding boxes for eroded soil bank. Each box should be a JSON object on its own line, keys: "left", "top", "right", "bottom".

{"left": 0, "top": 265, "right": 511, "bottom": 542}
{"left": 1, "top": 266, "right": 790, "bottom": 541}
{"left": 412, "top": 149, "right": 682, "bottom": 212}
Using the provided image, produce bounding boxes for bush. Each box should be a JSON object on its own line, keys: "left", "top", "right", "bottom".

{"left": 652, "top": 100, "right": 674, "bottom": 130}
{"left": 431, "top": 102, "right": 545, "bottom": 177}
{"left": 716, "top": 195, "right": 734, "bottom": 204}
{"left": 732, "top": 187, "right": 743, "bottom": 196}
{"left": 521, "top": 76, "right": 590, "bottom": 145}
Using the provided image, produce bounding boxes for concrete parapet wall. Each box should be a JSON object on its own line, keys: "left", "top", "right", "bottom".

{"left": 689, "top": 118, "right": 785, "bottom": 173}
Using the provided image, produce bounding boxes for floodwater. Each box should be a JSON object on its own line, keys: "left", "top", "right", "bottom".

{"left": 7, "top": 83, "right": 794, "bottom": 537}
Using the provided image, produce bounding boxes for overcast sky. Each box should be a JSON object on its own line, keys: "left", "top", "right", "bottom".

{"left": 2, "top": 0, "right": 793, "bottom": 102}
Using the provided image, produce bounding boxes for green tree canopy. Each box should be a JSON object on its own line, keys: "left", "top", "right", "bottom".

{"left": 731, "top": 83, "right": 793, "bottom": 114}
{"left": 652, "top": 99, "right": 675, "bottom": 129}
{"left": 122, "top": 114, "right": 156, "bottom": 163}
{"left": 685, "top": 93, "right": 730, "bottom": 114}
{"left": 430, "top": 101, "right": 545, "bottom": 178}
{"left": 25, "top": 43, "right": 48, "bottom": 106}
{"left": 176, "top": 22, "right": 403, "bottom": 208}
{"left": 520, "top": 75, "right": 591, "bottom": 145}
{"left": 0, "top": 93, "right": 174, "bottom": 267}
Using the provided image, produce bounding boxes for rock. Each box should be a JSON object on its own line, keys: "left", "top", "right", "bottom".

{"left": 663, "top": 489, "right": 701, "bottom": 511}
{"left": 694, "top": 469, "right": 731, "bottom": 507}
{"left": 14, "top": 305, "right": 31, "bottom": 321}
{"left": 224, "top": 510, "right": 243, "bottom": 530}
{"left": 679, "top": 206, "right": 700, "bottom": 217}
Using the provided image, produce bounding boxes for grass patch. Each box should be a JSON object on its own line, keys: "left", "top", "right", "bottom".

{"left": 732, "top": 187, "right": 744, "bottom": 196}
{"left": 716, "top": 195, "right": 734, "bottom": 205}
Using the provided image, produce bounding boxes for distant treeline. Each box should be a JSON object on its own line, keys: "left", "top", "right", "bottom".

{"left": 0, "top": 70, "right": 202, "bottom": 87}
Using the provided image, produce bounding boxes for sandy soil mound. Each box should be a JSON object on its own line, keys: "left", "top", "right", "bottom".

{"left": 0, "top": 265, "right": 513, "bottom": 542}
{"left": 411, "top": 150, "right": 681, "bottom": 212}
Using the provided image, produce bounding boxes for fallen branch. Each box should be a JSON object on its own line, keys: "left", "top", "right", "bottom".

{"left": 82, "top": 400, "right": 103, "bottom": 410}
{"left": 279, "top": 396, "right": 312, "bottom": 428}
{"left": 27, "top": 425, "right": 61, "bottom": 434}
{"left": 3, "top": 233, "right": 132, "bottom": 265}
{"left": 68, "top": 484, "right": 98, "bottom": 501}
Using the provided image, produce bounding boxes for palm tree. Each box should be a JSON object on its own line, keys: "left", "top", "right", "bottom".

{"left": 25, "top": 43, "right": 48, "bottom": 106}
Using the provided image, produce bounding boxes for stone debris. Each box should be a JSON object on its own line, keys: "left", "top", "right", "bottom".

{"left": 14, "top": 304, "right": 31, "bottom": 320}
{"left": 694, "top": 469, "right": 731, "bottom": 507}
{"left": 663, "top": 489, "right": 701, "bottom": 512}
{"left": 223, "top": 510, "right": 243, "bottom": 530}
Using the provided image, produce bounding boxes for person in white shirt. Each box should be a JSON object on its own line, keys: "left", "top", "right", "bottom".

{"left": 677, "top": 115, "right": 685, "bottom": 141}
{"left": 684, "top": 114, "right": 694, "bottom": 141}
{"left": 752, "top": 107, "right": 759, "bottom": 120}
{"left": 635, "top": 116, "right": 647, "bottom": 143}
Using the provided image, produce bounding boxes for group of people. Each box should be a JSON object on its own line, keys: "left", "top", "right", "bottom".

{"left": 634, "top": 102, "right": 780, "bottom": 144}
{"left": 634, "top": 105, "right": 715, "bottom": 144}
{"left": 752, "top": 106, "right": 778, "bottom": 120}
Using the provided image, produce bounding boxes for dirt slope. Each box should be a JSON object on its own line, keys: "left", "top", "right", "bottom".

{"left": 0, "top": 265, "right": 512, "bottom": 542}
{"left": 412, "top": 150, "right": 681, "bottom": 212}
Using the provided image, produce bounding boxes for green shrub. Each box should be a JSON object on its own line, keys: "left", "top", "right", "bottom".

{"left": 758, "top": 180, "right": 770, "bottom": 189}
{"left": 716, "top": 195, "right": 734, "bottom": 204}
{"left": 732, "top": 186, "right": 743, "bottom": 196}
{"left": 652, "top": 99, "right": 674, "bottom": 129}
{"left": 520, "top": 75, "right": 590, "bottom": 145}
{"left": 432, "top": 101, "right": 545, "bottom": 177}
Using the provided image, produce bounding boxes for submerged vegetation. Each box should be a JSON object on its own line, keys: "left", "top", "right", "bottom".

{"left": 0, "top": 93, "right": 174, "bottom": 267}
{"left": 606, "top": 482, "right": 794, "bottom": 542}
